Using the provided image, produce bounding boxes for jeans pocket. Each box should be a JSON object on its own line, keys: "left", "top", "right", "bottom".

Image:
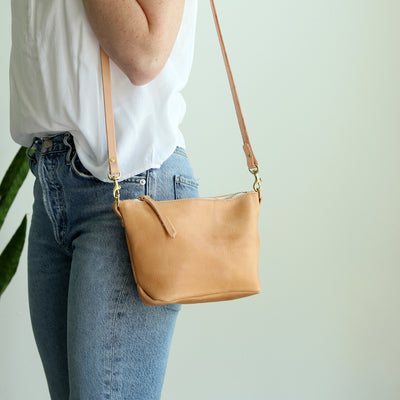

{"left": 174, "top": 175, "right": 199, "bottom": 200}
{"left": 70, "top": 154, "right": 97, "bottom": 180}
{"left": 120, "top": 174, "right": 148, "bottom": 200}
{"left": 173, "top": 146, "right": 188, "bottom": 159}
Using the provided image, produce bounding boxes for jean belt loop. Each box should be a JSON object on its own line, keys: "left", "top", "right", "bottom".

{"left": 63, "top": 132, "right": 74, "bottom": 165}
{"left": 26, "top": 138, "right": 40, "bottom": 163}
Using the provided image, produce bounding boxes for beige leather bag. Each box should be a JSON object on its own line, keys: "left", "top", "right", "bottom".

{"left": 100, "top": 0, "right": 262, "bottom": 306}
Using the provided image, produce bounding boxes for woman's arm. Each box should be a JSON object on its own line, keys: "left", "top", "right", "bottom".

{"left": 82, "top": 0, "right": 185, "bottom": 85}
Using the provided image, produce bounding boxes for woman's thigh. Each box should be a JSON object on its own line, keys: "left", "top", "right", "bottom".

{"left": 67, "top": 225, "right": 181, "bottom": 399}
{"left": 66, "top": 146, "right": 199, "bottom": 399}
{"left": 28, "top": 134, "right": 199, "bottom": 399}
{"left": 28, "top": 175, "right": 72, "bottom": 399}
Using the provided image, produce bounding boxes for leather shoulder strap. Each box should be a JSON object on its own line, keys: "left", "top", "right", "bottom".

{"left": 100, "top": 0, "right": 259, "bottom": 179}
{"left": 100, "top": 46, "right": 119, "bottom": 177}
{"left": 209, "top": 0, "right": 258, "bottom": 169}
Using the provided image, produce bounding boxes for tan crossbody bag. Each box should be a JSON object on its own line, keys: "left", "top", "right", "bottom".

{"left": 100, "top": 0, "right": 262, "bottom": 306}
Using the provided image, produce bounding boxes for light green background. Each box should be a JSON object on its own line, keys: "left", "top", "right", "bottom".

{"left": 1, "top": 1, "right": 400, "bottom": 399}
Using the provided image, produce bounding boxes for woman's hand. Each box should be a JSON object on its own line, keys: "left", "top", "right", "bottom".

{"left": 82, "top": 0, "right": 185, "bottom": 86}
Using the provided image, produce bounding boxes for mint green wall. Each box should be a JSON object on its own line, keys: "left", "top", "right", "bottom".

{"left": 1, "top": 1, "right": 400, "bottom": 399}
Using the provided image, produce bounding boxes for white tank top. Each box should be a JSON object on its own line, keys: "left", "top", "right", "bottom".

{"left": 10, "top": 0, "right": 198, "bottom": 181}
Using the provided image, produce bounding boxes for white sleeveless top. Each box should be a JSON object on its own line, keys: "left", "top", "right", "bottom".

{"left": 10, "top": 0, "right": 198, "bottom": 182}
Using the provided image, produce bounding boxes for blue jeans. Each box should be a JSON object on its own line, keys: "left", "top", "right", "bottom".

{"left": 26, "top": 132, "right": 199, "bottom": 400}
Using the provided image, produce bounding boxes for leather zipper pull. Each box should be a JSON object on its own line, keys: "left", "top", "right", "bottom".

{"left": 138, "top": 196, "right": 177, "bottom": 239}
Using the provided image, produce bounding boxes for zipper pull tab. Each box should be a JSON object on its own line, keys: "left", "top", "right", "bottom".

{"left": 138, "top": 196, "right": 177, "bottom": 239}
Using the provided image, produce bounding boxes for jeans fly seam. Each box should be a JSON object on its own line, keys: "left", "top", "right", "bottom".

{"left": 37, "top": 157, "right": 62, "bottom": 247}
{"left": 107, "top": 273, "right": 130, "bottom": 399}
{"left": 38, "top": 156, "right": 71, "bottom": 253}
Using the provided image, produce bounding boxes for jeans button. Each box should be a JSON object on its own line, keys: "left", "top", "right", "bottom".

{"left": 139, "top": 179, "right": 146, "bottom": 185}
{"left": 43, "top": 139, "right": 53, "bottom": 149}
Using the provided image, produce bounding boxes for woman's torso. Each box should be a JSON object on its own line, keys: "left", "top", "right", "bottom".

{"left": 10, "top": 0, "right": 198, "bottom": 181}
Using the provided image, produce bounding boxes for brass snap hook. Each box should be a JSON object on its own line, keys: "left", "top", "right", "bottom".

{"left": 108, "top": 173, "right": 121, "bottom": 204}
{"left": 249, "top": 166, "right": 262, "bottom": 201}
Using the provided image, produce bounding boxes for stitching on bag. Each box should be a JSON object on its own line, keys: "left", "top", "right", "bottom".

{"left": 119, "top": 192, "right": 258, "bottom": 213}
{"left": 142, "top": 289, "right": 261, "bottom": 305}
{"left": 120, "top": 191, "right": 257, "bottom": 205}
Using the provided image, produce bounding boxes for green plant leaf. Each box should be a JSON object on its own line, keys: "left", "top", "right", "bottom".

{"left": 0, "top": 215, "right": 27, "bottom": 297}
{"left": 0, "top": 147, "right": 29, "bottom": 230}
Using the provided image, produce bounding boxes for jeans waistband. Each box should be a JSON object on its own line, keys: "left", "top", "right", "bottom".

{"left": 28, "top": 131, "right": 73, "bottom": 153}
{"left": 27, "top": 132, "right": 76, "bottom": 164}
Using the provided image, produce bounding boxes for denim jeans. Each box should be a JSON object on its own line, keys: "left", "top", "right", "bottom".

{"left": 26, "top": 132, "right": 199, "bottom": 400}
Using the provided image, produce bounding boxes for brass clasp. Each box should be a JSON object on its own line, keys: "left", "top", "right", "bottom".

{"left": 108, "top": 173, "right": 121, "bottom": 204}
{"left": 249, "top": 166, "right": 262, "bottom": 201}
